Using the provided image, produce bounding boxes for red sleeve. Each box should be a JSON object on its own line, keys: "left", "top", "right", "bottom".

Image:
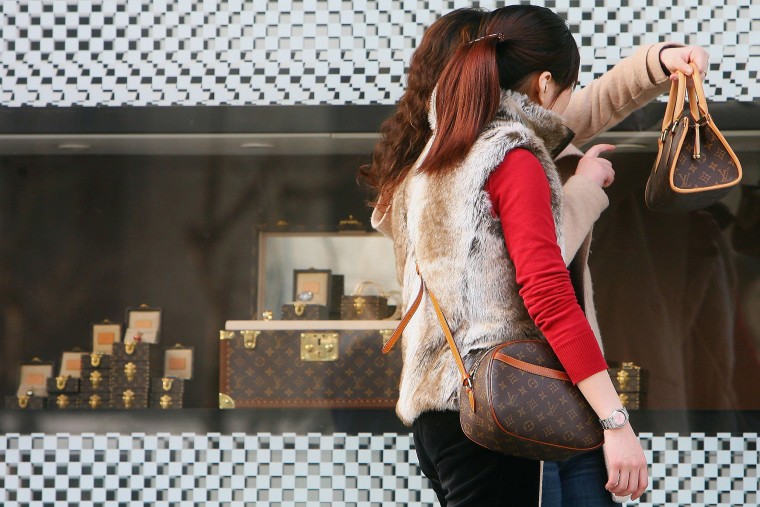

{"left": 486, "top": 148, "right": 608, "bottom": 384}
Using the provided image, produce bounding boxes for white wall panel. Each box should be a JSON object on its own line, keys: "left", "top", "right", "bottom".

{"left": 0, "top": 0, "right": 757, "bottom": 106}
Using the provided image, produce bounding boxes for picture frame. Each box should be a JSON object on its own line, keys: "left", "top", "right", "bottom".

{"left": 59, "top": 351, "right": 83, "bottom": 378}
{"left": 164, "top": 345, "right": 194, "bottom": 380}
{"left": 123, "top": 305, "right": 162, "bottom": 344}
{"left": 293, "top": 268, "right": 332, "bottom": 306}
{"left": 16, "top": 360, "right": 55, "bottom": 397}
{"left": 92, "top": 321, "right": 122, "bottom": 354}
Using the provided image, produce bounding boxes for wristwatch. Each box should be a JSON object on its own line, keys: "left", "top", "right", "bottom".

{"left": 599, "top": 407, "right": 629, "bottom": 430}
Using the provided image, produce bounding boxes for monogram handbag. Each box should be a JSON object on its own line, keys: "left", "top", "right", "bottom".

{"left": 383, "top": 273, "right": 604, "bottom": 461}
{"left": 645, "top": 62, "right": 742, "bottom": 212}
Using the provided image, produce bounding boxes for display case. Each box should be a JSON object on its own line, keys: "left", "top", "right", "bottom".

{"left": 255, "top": 230, "right": 400, "bottom": 321}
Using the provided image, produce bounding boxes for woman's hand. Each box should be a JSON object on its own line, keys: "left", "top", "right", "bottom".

{"left": 577, "top": 370, "right": 649, "bottom": 501}
{"left": 575, "top": 144, "right": 616, "bottom": 188}
{"left": 660, "top": 45, "right": 710, "bottom": 82}
{"left": 603, "top": 424, "right": 649, "bottom": 501}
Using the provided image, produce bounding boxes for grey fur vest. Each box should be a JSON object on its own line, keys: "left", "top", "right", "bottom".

{"left": 390, "top": 90, "right": 574, "bottom": 425}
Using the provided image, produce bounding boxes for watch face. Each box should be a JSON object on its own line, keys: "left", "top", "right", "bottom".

{"left": 612, "top": 410, "right": 627, "bottom": 426}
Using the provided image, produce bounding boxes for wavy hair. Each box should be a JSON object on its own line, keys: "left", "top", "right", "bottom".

{"left": 358, "top": 8, "right": 487, "bottom": 207}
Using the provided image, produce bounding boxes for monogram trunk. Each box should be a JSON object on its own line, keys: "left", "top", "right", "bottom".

{"left": 219, "top": 320, "right": 401, "bottom": 409}
{"left": 608, "top": 361, "right": 649, "bottom": 410}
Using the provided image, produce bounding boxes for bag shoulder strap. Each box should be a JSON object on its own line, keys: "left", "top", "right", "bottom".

{"left": 382, "top": 267, "right": 475, "bottom": 411}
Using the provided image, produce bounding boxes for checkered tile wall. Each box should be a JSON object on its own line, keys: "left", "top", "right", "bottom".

{"left": 0, "top": 0, "right": 757, "bottom": 107}
{"left": 0, "top": 432, "right": 757, "bottom": 506}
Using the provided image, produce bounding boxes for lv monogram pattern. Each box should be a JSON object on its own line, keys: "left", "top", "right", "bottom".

{"left": 220, "top": 330, "right": 401, "bottom": 408}
{"left": 459, "top": 340, "right": 603, "bottom": 462}
{"left": 674, "top": 125, "right": 740, "bottom": 189}
{"left": 647, "top": 117, "right": 741, "bottom": 212}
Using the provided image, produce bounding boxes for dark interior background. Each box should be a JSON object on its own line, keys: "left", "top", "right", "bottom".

{"left": 0, "top": 153, "right": 374, "bottom": 408}
{"left": 1, "top": 149, "right": 758, "bottom": 410}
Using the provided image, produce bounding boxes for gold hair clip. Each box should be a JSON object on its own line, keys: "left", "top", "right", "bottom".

{"left": 469, "top": 33, "right": 506, "bottom": 44}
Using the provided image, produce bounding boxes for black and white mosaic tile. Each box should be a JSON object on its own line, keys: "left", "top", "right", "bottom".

{"left": 0, "top": 432, "right": 757, "bottom": 506}
{"left": 0, "top": 0, "right": 757, "bottom": 107}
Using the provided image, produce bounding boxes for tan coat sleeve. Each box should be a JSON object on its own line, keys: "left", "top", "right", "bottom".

{"left": 564, "top": 42, "right": 676, "bottom": 147}
{"left": 562, "top": 174, "right": 608, "bottom": 266}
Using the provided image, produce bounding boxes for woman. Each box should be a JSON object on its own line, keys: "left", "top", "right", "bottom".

{"left": 385, "top": 6, "right": 647, "bottom": 505}
{"left": 365, "top": 7, "right": 708, "bottom": 506}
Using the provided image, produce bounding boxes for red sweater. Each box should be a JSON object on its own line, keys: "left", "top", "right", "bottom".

{"left": 486, "top": 148, "right": 608, "bottom": 384}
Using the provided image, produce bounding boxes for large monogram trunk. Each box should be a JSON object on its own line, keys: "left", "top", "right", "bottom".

{"left": 219, "top": 320, "right": 401, "bottom": 409}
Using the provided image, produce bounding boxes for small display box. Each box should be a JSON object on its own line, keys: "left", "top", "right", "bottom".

{"left": 5, "top": 358, "right": 54, "bottom": 410}
{"left": 92, "top": 320, "right": 122, "bottom": 354}
{"left": 123, "top": 305, "right": 162, "bottom": 344}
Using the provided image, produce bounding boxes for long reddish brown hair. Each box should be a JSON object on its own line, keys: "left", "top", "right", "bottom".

{"left": 418, "top": 5, "right": 580, "bottom": 176}
{"left": 358, "top": 8, "right": 487, "bottom": 207}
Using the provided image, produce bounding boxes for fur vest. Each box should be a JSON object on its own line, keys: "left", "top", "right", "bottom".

{"left": 390, "top": 90, "right": 574, "bottom": 425}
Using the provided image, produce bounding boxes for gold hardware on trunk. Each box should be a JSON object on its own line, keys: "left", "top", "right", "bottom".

{"left": 379, "top": 329, "right": 393, "bottom": 347}
{"left": 300, "top": 332, "right": 339, "bottom": 361}
{"left": 159, "top": 395, "right": 172, "bottom": 409}
{"left": 89, "top": 395, "right": 101, "bottom": 409}
{"left": 294, "top": 302, "right": 305, "bottom": 316}
{"left": 56, "top": 375, "right": 69, "bottom": 390}
{"left": 90, "top": 371, "right": 102, "bottom": 389}
{"left": 616, "top": 369, "right": 630, "bottom": 390}
{"left": 123, "top": 389, "right": 135, "bottom": 408}
{"left": 352, "top": 296, "right": 366, "bottom": 315}
{"left": 219, "top": 393, "right": 235, "bottom": 409}
{"left": 161, "top": 378, "right": 174, "bottom": 391}
{"left": 619, "top": 393, "right": 629, "bottom": 406}
{"left": 124, "top": 362, "right": 137, "bottom": 382}
{"left": 90, "top": 352, "right": 103, "bottom": 367}
{"left": 56, "top": 394, "right": 69, "bottom": 409}
{"left": 243, "top": 330, "right": 260, "bottom": 349}
{"left": 219, "top": 330, "right": 234, "bottom": 340}
{"left": 262, "top": 310, "right": 273, "bottom": 321}
{"left": 18, "top": 395, "right": 29, "bottom": 409}
{"left": 124, "top": 342, "right": 136, "bottom": 355}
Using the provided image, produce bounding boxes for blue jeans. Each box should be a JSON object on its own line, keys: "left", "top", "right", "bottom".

{"left": 541, "top": 448, "right": 616, "bottom": 507}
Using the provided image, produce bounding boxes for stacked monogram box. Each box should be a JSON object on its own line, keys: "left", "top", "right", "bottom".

{"left": 80, "top": 352, "right": 111, "bottom": 409}
{"left": 608, "top": 362, "right": 649, "bottom": 410}
{"left": 150, "top": 377, "right": 185, "bottom": 409}
{"left": 5, "top": 306, "right": 193, "bottom": 410}
{"left": 110, "top": 342, "right": 162, "bottom": 409}
{"left": 45, "top": 375, "right": 82, "bottom": 410}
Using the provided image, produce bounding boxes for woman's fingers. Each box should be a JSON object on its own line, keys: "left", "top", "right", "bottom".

{"left": 631, "top": 464, "right": 650, "bottom": 500}
{"left": 584, "top": 143, "right": 616, "bottom": 158}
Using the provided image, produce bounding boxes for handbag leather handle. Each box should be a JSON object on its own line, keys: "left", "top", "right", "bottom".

{"left": 655, "top": 63, "right": 709, "bottom": 169}
{"left": 660, "top": 62, "right": 709, "bottom": 131}
{"left": 685, "top": 62, "right": 709, "bottom": 121}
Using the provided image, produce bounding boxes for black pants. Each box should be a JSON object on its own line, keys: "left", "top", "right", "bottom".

{"left": 412, "top": 410, "right": 541, "bottom": 506}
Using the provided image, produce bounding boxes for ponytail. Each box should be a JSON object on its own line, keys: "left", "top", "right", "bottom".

{"left": 417, "top": 35, "right": 503, "bottom": 176}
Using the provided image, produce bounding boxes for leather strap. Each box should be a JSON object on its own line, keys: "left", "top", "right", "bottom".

{"left": 426, "top": 286, "right": 476, "bottom": 411}
{"left": 656, "top": 63, "right": 709, "bottom": 170}
{"left": 654, "top": 75, "right": 684, "bottom": 171}
{"left": 493, "top": 352, "right": 570, "bottom": 381}
{"left": 381, "top": 276, "right": 423, "bottom": 354}
{"left": 685, "top": 62, "right": 709, "bottom": 121}
{"left": 383, "top": 267, "right": 476, "bottom": 411}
